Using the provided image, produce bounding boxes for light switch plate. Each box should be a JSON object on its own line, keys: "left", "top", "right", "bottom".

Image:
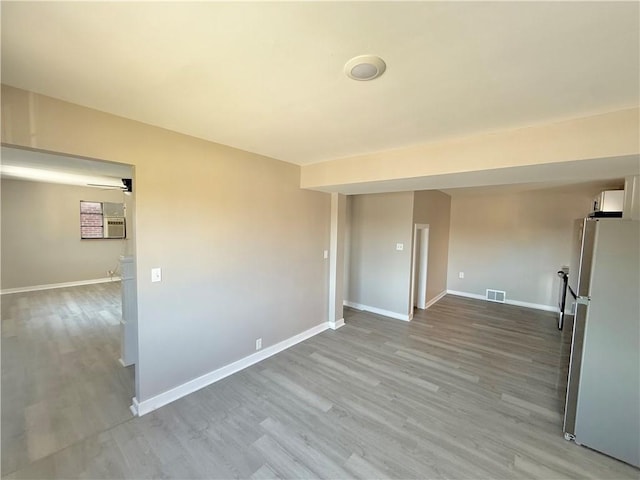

{"left": 323, "top": 250, "right": 329, "bottom": 259}
{"left": 396, "top": 243, "right": 404, "bottom": 251}
{"left": 151, "top": 267, "right": 162, "bottom": 283}
{"left": 459, "top": 272, "right": 465, "bottom": 279}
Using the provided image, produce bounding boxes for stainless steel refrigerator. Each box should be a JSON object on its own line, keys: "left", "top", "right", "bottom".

{"left": 563, "top": 217, "right": 640, "bottom": 467}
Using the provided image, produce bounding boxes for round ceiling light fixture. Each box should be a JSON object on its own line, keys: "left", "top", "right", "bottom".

{"left": 344, "top": 55, "right": 386, "bottom": 81}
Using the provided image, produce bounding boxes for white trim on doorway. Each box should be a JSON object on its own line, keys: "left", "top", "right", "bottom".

{"left": 410, "top": 223, "right": 430, "bottom": 311}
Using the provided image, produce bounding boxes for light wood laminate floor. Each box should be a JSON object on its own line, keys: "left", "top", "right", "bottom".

{"left": 1, "top": 283, "right": 134, "bottom": 476}
{"left": 3, "top": 293, "right": 638, "bottom": 478}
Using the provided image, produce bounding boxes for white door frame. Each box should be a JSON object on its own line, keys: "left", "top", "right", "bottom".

{"left": 410, "top": 224, "right": 430, "bottom": 310}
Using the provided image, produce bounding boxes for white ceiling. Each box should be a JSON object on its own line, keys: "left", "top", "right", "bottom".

{"left": 2, "top": 1, "right": 638, "bottom": 167}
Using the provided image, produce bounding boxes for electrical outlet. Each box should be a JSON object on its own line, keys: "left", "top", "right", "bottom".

{"left": 151, "top": 267, "right": 162, "bottom": 283}
{"left": 256, "top": 338, "right": 262, "bottom": 350}
{"left": 459, "top": 272, "right": 465, "bottom": 279}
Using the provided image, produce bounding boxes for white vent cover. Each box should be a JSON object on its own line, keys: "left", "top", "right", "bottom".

{"left": 486, "top": 289, "right": 506, "bottom": 303}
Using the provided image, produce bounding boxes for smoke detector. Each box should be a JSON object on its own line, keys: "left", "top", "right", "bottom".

{"left": 344, "top": 55, "right": 386, "bottom": 81}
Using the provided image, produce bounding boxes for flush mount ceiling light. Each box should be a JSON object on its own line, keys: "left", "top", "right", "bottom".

{"left": 344, "top": 55, "right": 386, "bottom": 81}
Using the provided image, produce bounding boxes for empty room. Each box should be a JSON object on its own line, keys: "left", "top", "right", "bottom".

{"left": 1, "top": 2, "right": 639, "bottom": 479}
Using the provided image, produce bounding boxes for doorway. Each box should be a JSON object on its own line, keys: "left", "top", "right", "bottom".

{"left": 0, "top": 146, "right": 138, "bottom": 475}
{"left": 411, "top": 224, "right": 430, "bottom": 310}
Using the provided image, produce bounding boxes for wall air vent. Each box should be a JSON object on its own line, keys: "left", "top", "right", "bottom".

{"left": 486, "top": 289, "right": 506, "bottom": 303}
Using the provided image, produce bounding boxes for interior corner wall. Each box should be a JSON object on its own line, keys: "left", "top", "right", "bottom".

{"left": 1, "top": 179, "right": 127, "bottom": 289}
{"left": 343, "top": 195, "right": 352, "bottom": 302}
{"left": 412, "top": 190, "right": 451, "bottom": 305}
{"left": 447, "top": 188, "right": 600, "bottom": 309}
{"left": 1, "top": 85, "right": 331, "bottom": 405}
{"left": 347, "top": 191, "right": 414, "bottom": 317}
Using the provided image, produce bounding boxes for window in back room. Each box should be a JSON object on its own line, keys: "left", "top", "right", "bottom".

{"left": 80, "top": 201, "right": 126, "bottom": 239}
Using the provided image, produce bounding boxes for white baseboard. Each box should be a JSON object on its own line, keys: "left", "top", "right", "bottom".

{"left": 447, "top": 290, "right": 486, "bottom": 301}
{"left": 1, "top": 277, "right": 121, "bottom": 295}
{"left": 504, "top": 298, "right": 558, "bottom": 313}
{"left": 329, "top": 318, "right": 345, "bottom": 330}
{"left": 119, "top": 357, "right": 135, "bottom": 368}
{"left": 130, "top": 397, "right": 140, "bottom": 416}
{"left": 343, "top": 300, "right": 410, "bottom": 322}
{"left": 131, "top": 321, "right": 330, "bottom": 416}
{"left": 424, "top": 290, "right": 448, "bottom": 309}
{"left": 446, "top": 290, "right": 558, "bottom": 313}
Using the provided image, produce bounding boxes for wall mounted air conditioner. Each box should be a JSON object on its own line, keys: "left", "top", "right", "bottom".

{"left": 104, "top": 217, "right": 126, "bottom": 239}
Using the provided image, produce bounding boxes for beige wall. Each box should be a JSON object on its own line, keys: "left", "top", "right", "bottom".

{"left": 1, "top": 85, "right": 330, "bottom": 404}
{"left": 347, "top": 192, "right": 414, "bottom": 317}
{"left": 447, "top": 188, "right": 600, "bottom": 308}
{"left": 1, "top": 179, "right": 128, "bottom": 289}
{"left": 412, "top": 190, "right": 451, "bottom": 305}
